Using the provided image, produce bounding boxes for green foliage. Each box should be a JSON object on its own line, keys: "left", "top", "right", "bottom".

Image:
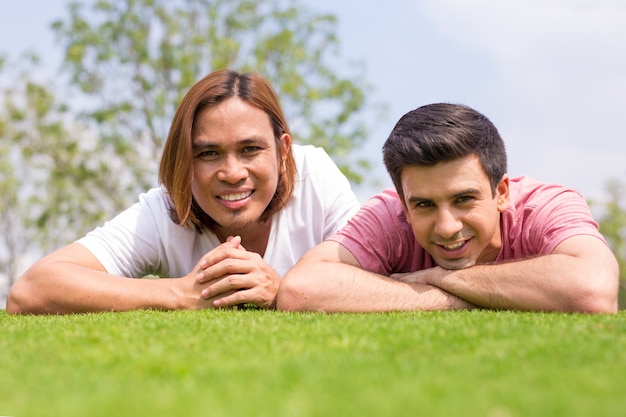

{"left": 0, "top": 0, "right": 376, "bottom": 295}
{"left": 52, "top": 0, "right": 373, "bottom": 190}
{"left": 1, "top": 309, "right": 625, "bottom": 417}
{"left": 594, "top": 178, "right": 626, "bottom": 308}
{"left": 0, "top": 56, "right": 128, "bottom": 287}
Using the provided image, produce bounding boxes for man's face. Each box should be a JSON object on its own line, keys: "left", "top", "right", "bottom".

{"left": 400, "top": 154, "right": 509, "bottom": 270}
{"left": 191, "top": 97, "right": 290, "bottom": 239}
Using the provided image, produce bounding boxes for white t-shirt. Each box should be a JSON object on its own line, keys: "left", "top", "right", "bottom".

{"left": 77, "top": 144, "right": 360, "bottom": 278}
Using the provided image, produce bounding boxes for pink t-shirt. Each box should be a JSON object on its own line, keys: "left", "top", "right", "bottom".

{"left": 330, "top": 176, "right": 606, "bottom": 275}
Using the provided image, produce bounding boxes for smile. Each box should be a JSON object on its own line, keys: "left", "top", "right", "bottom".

{"left": 442, "top": 241, "right": 466, "bottom": 250}
{"left": 219, "top": 191, "right": 253, "bottom": 201}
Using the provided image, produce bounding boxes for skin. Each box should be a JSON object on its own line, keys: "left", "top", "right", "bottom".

{"left": 277, "top": 155, "right": 619, "bottom": 313}
{"left": 400, "top": 155, "right": 508, "bottom": 270}
{"left": 7, "top": 97, "right": 290, "bottom": 314}
{"left": 190, "top": 97, "right": 291, "bottom": 308}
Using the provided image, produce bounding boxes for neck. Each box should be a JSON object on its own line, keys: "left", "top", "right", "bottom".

{"left": 214, "top": 219, "right": 272, "bottom": 257}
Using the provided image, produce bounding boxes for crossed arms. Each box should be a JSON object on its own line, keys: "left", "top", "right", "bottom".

{"left": 277, "top": 235, "right": 619, "bottom": 314}
{"left": 8, "top": 231, "right": 618, "bottom": 314}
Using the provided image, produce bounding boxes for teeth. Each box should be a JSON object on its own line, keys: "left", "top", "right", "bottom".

{"left": 443, "top": 241, "right": 465, "bottom": 250}
{"left": 221, "top": 191, "right": 251, "bottom": 201}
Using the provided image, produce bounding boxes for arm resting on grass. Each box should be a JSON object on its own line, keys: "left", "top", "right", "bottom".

{"left": 7, "top": 243, "right": 221, "bottom": 314}
{"left": 277, "top": 240, "right": 476, "bottom": 312}
{"left": 406, "top": 235, "right": 619, "bottom": 314}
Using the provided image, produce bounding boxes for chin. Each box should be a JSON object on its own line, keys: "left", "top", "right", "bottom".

{"left": 436, "top": 259, "right": 476, "bottom": 270}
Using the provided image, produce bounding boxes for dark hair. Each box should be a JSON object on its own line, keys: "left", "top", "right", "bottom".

{"left": 382, "top": 103, "right": 507, "bottom": 203}
{"left": 159, "top": 69, "right": 297, "bottom": 231}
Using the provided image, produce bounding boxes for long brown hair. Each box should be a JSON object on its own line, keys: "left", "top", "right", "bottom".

{"left": 159, "top": 69, "right": 297, "bottom": 231}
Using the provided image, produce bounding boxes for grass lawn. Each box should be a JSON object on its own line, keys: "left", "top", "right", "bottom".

{"left": 1, "top": 309, "right": 625, "bottom": 417}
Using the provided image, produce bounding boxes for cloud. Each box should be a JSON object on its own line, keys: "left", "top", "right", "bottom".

{"left": 415, "top": 0, "right": 626, "bottom": 200}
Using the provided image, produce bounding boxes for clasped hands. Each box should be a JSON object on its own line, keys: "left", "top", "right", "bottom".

{"left": 187, "top": 236, "right": 280, "bottom": 310}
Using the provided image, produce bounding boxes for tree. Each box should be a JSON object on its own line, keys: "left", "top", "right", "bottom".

{"left": 0, "top": 54, "right": 127, "bottom": 296}
{"left": 1, "top": 0, "right": 375, "bottom": 303}
{"left": 592, "top": 178, "right": 626, "bottom": 309}
{"left": 52, "top": 0, "right": 373, "bottom": 203}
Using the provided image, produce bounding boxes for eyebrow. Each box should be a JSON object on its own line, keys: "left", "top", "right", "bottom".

{"left": 407, "top": 188, "right": 482, "bottom": 204}
{"left": 192, "top": 137, "right": 266, "bottom": 150}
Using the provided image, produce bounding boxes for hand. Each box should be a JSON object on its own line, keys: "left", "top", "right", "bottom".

{"left": 390, "top": 268, "right": 437, "bottom": 285}
{"left": 195, "top": 236, "right": 281, "bottom": 309}
{"left": 390, "top": 267, "right": 478, "bottom": 310}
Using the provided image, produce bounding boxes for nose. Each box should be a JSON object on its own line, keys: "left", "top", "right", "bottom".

{"left": 433, "top": 206, "right": 463, "bottom": 239}
{"left": 216, "top": 154, "right": 248, "bottom": 184}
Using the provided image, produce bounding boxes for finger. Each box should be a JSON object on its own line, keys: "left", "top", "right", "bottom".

{"left": 201, "top": 256, "right": 258, "bottom": 282}
{"left": 225, "top": 235, "right": 242, "bottom": 247}
{"left": 213, "top": 285, "right": 278, "bottom": 309}
{"left": 213, "top": 291, "right": 249, "bottom": 308}
{"left": 197, "top": 257, "right": 251, "bottom": 284}
{"left": 198, "top": 289, "right": 239, "bottom": 309}
{"left": 225, "top": 235, "right": 246, "bottom": 250}
{"left": 223, "top": 235, "right": 245, "bottom": 252}
{"left": 211, "top": 288, "right": 266, "bottom": 309}
{"left": 209, "top": 270, "right": 280, "bottom": 309}
{"left": 196, "top": 246, "right": 255, "bottom": 281}
{"left": 200, "top": 270, "right": 254, "bottom": 299}
{"left": 198, "top": 236, "right": 243, "bottom": 269}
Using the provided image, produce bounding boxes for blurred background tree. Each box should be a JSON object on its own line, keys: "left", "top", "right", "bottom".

{"left": 0, "top": 54, "right": 126, "bottom": 295}
{"left": 592, "top": 178, "right": 626, "bottom": 309}
{"left": 0, "top": 0, "right": 377, "bottom": 297}
{"left": 1, "top": 0, "right": 623, "bottom": 310}
{"left": 52, "top": 0, "right": 373, "bottom": 193}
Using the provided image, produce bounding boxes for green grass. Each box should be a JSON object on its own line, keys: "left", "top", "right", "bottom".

{"left": 1, "top": 309, "right": 625, "bottom": 417}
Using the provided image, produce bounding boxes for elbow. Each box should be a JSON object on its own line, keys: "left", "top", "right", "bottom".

{"left": 572, "top": 290, "right": 618, "bottom": 315}
{"left": 6, "top": 270, "right": 45, "bottom": 315}
{"left": 557, "top": 250, "right": 620, "bottom": 314}
{"left": 276, "top": 271, "right": 314, "bottom": 312}
{"left": 569, "top": 270, "right": 620, "bottom": 314}
{"left": 276, "top": 278, "right": 304, "bottom": 312}
{"left": 6, "top": 281, "right": 29, "bottom": 314}
{"left": 571, "top": 296, "right": 617, "bottom": 315}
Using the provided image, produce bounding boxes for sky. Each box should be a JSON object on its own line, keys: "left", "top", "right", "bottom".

{"left": 1, "top": 0, "right": 625, "bottom": 205}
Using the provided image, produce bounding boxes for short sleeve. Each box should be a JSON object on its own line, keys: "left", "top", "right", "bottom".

{"left": 329, "top": 189, "right": 433, "bottom": 275}
{"left": 499, "top": 178, "right": 607, "bottom": 260}
{"left": 76, "top": 188, "right": 167, "bottom": 277}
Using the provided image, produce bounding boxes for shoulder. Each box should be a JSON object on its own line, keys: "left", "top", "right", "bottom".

{"left": 508, "top": 176, "right": 586, "bottom": 206}
{"left": 288, "top": 143, "right": 356, "bottom": 201}
{"left": 366, "top": 188, "right": 405, "bottom": 209}
{"left": 329, "top": 189, "right": 421, "bottom": 275}
{"left": 283, "top": 144, "right": 359, "bottom": 227}
{"left": 336, "top": 188, "right": 408, "bottom": 236}
{"left": 506, "top": 176, "right": 594, "bottom": 224}
{"left": 291, "top": 144, "right": 336, "bottom": 174}
{"left": 501, "top": 176, "right": 604, "bottom": 256}
{"left": 144, "top": 185, "right": 174, "bottom": 206}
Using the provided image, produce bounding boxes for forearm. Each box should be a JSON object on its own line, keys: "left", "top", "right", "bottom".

{"left": 7, "top": 262, "right": 183, "bottom": 314}
{"left": 428, "top": 245, "right": 619, "bottom": 313}
{"left": 278, "top": 260, "right": 475, "bottom": 313}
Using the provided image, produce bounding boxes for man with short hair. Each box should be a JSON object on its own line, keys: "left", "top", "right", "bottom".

{"left": 277, "top": 103, "right": 618, "bottom": 313}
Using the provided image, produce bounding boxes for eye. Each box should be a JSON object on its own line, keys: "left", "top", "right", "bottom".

{"left": 455, "top": 195, "right": 475, "bottom": 205}
{"left": 414, "top": 200, "right": 433, "bottom": 209}
{"left": 196, "top": 149, "right": 219, "bottom": 159}
{"left": 241, "top": 146, "right": 262, "bottom": 154}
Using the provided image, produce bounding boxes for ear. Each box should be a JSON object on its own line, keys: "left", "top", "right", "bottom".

{"left": 278, "top": 133, "right": 292, "bottom": 173}
{"left": 496, "top": 174, "right": 510, "bottom": 212}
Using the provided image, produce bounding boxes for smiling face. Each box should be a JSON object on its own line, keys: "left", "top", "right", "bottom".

{"left": 401, "top": 154, "right": 510, "bottom": 270}
{"left": 191, "top": 97, "right": 291, "bottom": 239}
